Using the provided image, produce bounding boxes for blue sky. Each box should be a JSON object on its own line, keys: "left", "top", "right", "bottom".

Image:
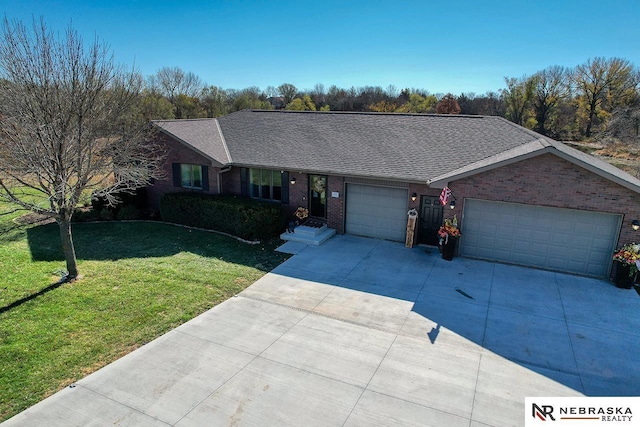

{"left": 2, "top": 0, "right": 639, "bottom": 95}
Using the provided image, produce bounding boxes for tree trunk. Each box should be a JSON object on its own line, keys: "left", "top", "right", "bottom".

{"left": 58, "top": 218, "right": 79, "bottom": 279}
{"left": 586, "top": 99, "right": 598, "bottom": 138}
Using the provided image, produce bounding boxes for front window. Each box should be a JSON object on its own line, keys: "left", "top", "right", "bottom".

{"left": 181, "top": 164, "right": 203, "bottom": 189}
{"left": 249, "top": 169, "right": 283, "bottom": 201}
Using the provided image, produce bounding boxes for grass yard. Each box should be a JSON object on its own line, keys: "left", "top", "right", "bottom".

{"left": 0, "top": 205, "right": 289, "bottom": 422}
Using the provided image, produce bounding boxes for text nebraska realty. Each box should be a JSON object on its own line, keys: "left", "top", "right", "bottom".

{"left": 535, "top": 403, "right": 633, "bottom": 422}
{"left": 561, "top": 406, "right": 632, "bottom": 422}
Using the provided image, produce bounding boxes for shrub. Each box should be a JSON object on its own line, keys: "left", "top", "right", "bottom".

{"left": 72, "top": 208, "right": 100, "bottom": 222}
{"left": 99, "top": 209, "right": 114, "bottom": 221}
{"left": 116, "top": 205, "right": 142, "bottom": 220}
{"left": 91, "top": 188, "right": 147, "bottom": 212}
{"left": 160, "top": 193, "right": 285, "bottom": 240}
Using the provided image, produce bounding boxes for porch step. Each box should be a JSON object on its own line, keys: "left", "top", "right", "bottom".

{"left": 280, "top": 225, "right": 336, "bottom": 246}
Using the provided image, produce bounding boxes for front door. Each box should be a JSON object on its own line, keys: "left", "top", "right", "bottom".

{"left": 309, "top": 175, "right": 327, "bottom": 218}
{"left": 419, "top": 196, "right": 443, "bottom": 245}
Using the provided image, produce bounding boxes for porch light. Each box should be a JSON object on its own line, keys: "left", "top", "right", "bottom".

{"left": 450, "top": 200, "right": 456, "bottom": 209}
{"left": 290, "top": 177, "right": 296, "bottom": 185}
{"left": 632, "top": 220, "right": 640, "bottom": 231}
{"left": 411, "top": 193, "right": 417, "bottom": 202}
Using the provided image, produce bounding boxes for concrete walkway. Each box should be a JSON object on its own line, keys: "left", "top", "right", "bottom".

{"left": 4, "top": 235, "right": 640, "bottom": 426}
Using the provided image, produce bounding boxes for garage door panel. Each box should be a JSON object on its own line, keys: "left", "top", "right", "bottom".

{"left": 346, "top": 184, "right": 407, "bottom": 242}
{"left": 461, "top": 199, "right": 620, "bottom": 278}
{"left": 547, "top": 257, "right": 568, "bottom": 270}
{"left": 532, "top": 229, "right": 552, "bottom": 243}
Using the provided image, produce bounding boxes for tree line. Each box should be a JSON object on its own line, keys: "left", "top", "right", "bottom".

{"left": 142, "top": 58, "right": 640, "bottom": 143}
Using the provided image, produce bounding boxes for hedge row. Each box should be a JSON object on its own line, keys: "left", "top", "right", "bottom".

{"left": 72, "top": 188, "right": 148, "bottom": 222}
{"left": 159, "top": 193, "right": 285, "bottom": 240}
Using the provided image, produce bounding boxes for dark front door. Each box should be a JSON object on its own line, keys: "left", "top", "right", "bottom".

{"left": 309, "top": 175, "right": 327, "bottom": 218}
{"left": 419, "top": 196, "right": 443, "bottom": 245}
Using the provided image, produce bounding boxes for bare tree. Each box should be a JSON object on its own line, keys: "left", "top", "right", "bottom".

{"left": 148, "top": 66, "right": 204, "bottom": 100}
{"left": 0, "top": 18, "right": 164, "bottom": 280}
{"left": 262, "top": 85, "right": 278, "bottom": 99}
{"left": 385, "top": 84, "right": 399, "bottom": 99}
{"left": 277, "top": 83, "right": 298, "bottom": 104}
{"left": 312, "top": 83, "right": 326, "bottom": 106}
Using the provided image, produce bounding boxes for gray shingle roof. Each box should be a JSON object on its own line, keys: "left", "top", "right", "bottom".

{"left": 151, "top": 110, "right": 640, "bottom": 192}
{"left": 153, "top": 118, "right": 230, "bottom": 165}
{"left": 217, "top": 110, "right": 541, "bottom": 182}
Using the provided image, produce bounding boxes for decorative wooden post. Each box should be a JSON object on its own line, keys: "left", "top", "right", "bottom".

{"left": 406, "top": 208, "right": 418, "bottom": 248}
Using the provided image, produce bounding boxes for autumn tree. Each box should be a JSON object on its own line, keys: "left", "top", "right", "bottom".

{"left": 285, "top": 94, "right": 317, "bottom": 111}
{"left": 573, "top": 57, "right": 638, "bottom": 138}
{"left": 435, "top": 93, "right": 461, "bottom": 114}
{"left": 174, "top": 94, "right": 206, "bottom": 119}
{"left": 227, "top": 87, "right": 273, "bottom": 111}
{"left": 138, "top": 89, "right": 175, "bottom": 120}
{"left": 395, "top": 92, "right": 437, "bottom": 113}
{"left": 200, "top": 85, "right": 229, "bottom": 117}
{"left": 0, "top": 18, "right": 164, "bottom": 280}
{"left": 368, "top": 100, "right": 397, "bottom": 112}
{"left": 530, "top": 66, "right": 570, "bottom": 136}
{"left": 502, "top": 76, "right": 534, "bottom": 125}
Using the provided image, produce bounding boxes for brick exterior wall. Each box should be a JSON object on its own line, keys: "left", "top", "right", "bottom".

{"left": 287, "top": 172, "right": 309, "bottom": 220}
{"left": 148, "top": 134, "right": 640, "bottom": 252}
{"left": 221, "top": 168, "right": 242, "bottom": 195}
{"left": 146, "top": 134, "right": 220, "bottom": 210}
{"left": 327, "top": 176, "right": 345, "bottom": 233}
{"left": 449, "top": 153, "right": 640, "bottom": 248}
{"left": 407, "top": 183, "right": 444, "bottom": 245}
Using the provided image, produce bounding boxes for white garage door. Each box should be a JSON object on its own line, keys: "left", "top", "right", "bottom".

{"left": 346, "top": 184, "right": 408, "bottom": 242}
{"left": 460, "top": 199, "right": 621, "bottom": 277}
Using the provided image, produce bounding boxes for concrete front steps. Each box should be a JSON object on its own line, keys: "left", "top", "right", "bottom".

{"left": 280, "top": 224, "right": 336, "bottom": 246}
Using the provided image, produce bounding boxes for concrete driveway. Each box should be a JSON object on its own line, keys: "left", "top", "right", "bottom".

{"left": 4, "top": 235, "right": 640, "bottom": 426}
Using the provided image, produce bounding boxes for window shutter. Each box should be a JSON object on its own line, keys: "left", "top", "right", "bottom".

{"left": 172, "top": 163, "right": 181, "bottom": 187}
{"left": 281, "top": 171, "right": 289, "bottom": 204}
{"left": 240, "top": 168, "right": 248, "bottom": 196}
{"left": 201, "top": 165, "right": 209, "bottom": 191}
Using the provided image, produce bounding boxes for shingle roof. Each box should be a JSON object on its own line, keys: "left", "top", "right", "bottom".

{"left": 153, "top": 118, "right": 230, "bottom": 165}
{"left": 151, "top": 110, "right": 640, "bottom": 192}
{"left": 217, "top": 110, "right": 542, "bottom": 182}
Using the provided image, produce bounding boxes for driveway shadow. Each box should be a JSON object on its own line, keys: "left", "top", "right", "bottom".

{"left": 268, "top": 235, "right": 640, "bottom": 398}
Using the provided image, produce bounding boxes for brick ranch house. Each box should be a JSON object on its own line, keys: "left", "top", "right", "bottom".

{"left": 148, "top": 109, "right": 640, "bottom": 279}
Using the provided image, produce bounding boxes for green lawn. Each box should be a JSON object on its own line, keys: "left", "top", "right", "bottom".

{"left": 0, "top": 205, "right": 289, "bottom": 421}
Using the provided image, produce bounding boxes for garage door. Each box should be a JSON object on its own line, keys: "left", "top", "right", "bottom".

{"left": 460, "top": 199, "right": 621, "bottom": 277}
{"left": 346, "top": 184, "right": 408, "bottom": 242}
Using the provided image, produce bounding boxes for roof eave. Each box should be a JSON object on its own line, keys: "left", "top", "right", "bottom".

{"left": 154, "top": 124, "right": 226, "bottom": 167}
{"left": 550, "top": 145, "right": 640, "bottom": 194}
{"left": 429, "top": 143, "right": 640, "bottom": 194}
{"left": 229, "top": 162, "right": 430, "bottom": 184}
{"left": 428, "top": 139, "right": 550, "bottom": 188}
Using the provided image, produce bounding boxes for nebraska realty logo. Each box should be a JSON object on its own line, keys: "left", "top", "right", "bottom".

{"left": 525, "top": 397, "right": 639, "bottom": 426}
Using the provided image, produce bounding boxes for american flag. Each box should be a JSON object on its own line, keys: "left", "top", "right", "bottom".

{"left": 439, "top": 187, "right": 452, "bottom": 206}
